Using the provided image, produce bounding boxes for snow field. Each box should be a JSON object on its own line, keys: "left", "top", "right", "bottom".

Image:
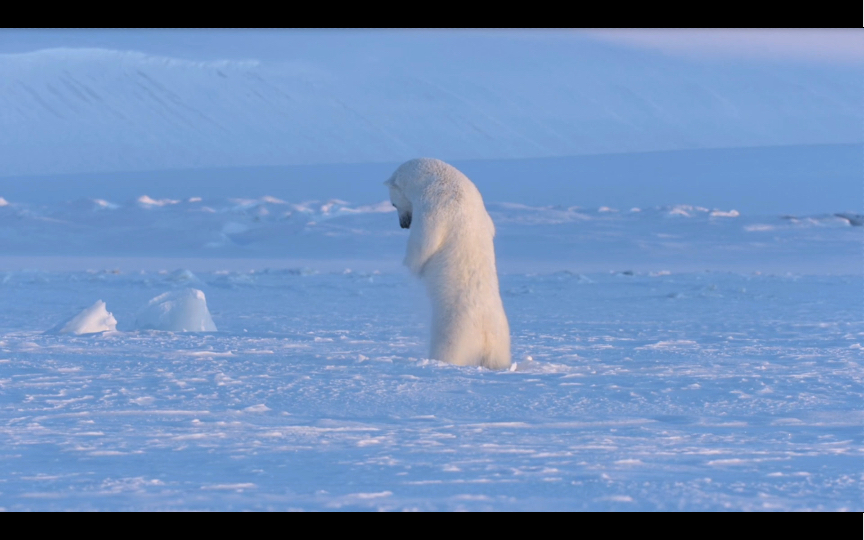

{"left": 0, "top": 269, "right": 860, "bottom": 510}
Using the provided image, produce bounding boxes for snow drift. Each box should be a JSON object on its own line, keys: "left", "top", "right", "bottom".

{"left": 47, "top": 300, "right": 117, "bottom": 335}
{"left": 134, "top": 288, "right": 217, "bottom": 332}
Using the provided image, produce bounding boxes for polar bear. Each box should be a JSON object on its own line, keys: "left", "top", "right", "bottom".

{"left": 385, "top": 158, "right": 511, "bottom": 369}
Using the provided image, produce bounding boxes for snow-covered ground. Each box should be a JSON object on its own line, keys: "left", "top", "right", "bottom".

{"left": 0, "top": 267, "right": 860, "bottom": 510}
{"left": 0, "top": 172, "right": 861, "bottom": 510}
{"left": 0, "top": 147, "right": 860, "bottom": 513}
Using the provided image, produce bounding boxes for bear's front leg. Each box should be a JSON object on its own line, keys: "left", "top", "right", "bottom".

{"left": 404, "top": 211, "right": 445, "bottom": 276}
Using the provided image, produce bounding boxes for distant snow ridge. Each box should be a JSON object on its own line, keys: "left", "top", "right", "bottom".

{"left": 135, "top": 288, "right": 217, "bottom": 332}
{"left": 0, "top": 193, "right": 857, "bottom": 266}
{"left": 47, "top": 300, "right": 117, "bottom": 335}
{"left": 0, "top": 42, "right": 860, "bottom": 177}
{"left": 164, "top": 269, "right": 201, "bottom": 284}
{"left": 834, "top": 212, "right": 863, "bottom": 226}
{"left": 92, "top": 199, "right": 119, "bottom": 210}
{"left": 666, "top": 205, "right": 710, "bottom": 217}
{"left": 137, "top": 195, "right": 180, "bottom": 208}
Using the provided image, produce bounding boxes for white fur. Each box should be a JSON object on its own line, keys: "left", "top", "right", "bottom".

{"left": 385, "top": 158, "right": 511, "bottom": 369}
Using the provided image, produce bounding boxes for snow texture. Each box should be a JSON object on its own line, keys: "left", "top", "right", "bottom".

{"left": 0, "top": 268, "right": 860, "bottom": 511}
{"left": 134, "top": 288, "right": 217, "bottom": 332}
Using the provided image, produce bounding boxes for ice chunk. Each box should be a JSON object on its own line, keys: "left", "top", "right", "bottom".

{"left": 48, "top": 300, "right": 117, "bottom": 335}
{"left": 135, "top": 288, "right": 217, "bottom": 332}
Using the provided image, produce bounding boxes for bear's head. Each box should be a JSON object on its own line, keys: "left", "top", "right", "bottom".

{"left": 384, "top": 168, "right": 415, "bottom": 229}
{"left": 384, "top": 157, "right": 478, "bottom": 231}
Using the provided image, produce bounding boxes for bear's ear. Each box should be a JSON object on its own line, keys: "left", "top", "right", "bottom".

{"left": 383, "top": 177, "right": 396, "bottom": 187}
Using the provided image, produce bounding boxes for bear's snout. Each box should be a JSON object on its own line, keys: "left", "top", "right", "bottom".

{"left": 399, "top": 212, "right": 412, "bottom": 229}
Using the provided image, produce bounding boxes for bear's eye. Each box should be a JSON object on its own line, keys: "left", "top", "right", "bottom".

{"left": 392, "top": 204, "right": 397, "bottom": 208}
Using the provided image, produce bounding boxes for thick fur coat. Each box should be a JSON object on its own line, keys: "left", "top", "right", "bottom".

{"left": 385, "top": 158, "right": 511, "bottom": 369}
